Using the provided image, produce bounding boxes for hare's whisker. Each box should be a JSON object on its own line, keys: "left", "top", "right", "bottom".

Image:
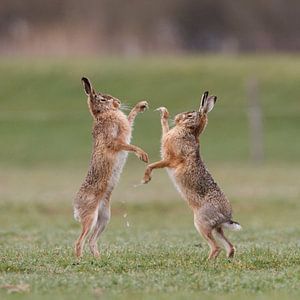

{"left": 121, "top": 103, "right": 132, "bottom": 111}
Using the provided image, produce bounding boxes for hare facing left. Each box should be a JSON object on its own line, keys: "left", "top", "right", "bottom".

{"left": 73, "top": 77, "right": 149, "bottom": 258}
{"left": 141, "top": 92, "right": 241, "bottom": 260}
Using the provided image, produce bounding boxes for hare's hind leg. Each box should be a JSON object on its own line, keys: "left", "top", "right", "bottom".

{"left": 74, "top": 198, "right": 99, "bottom": 258}
{"left": 194, "top": 215, "right": 221, "bottom": 260}
{"left": 88, "top": 200, "right": 111, "bottom": 257}
{"left": 75, "top": 212, "right": 97, "bottom": 258}
{"left": 213, "top": 227, "right": 235, "bottom": 258}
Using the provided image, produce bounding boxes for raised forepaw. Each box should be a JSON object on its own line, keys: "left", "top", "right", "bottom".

{"left": 135, "top": 101, "right": 149, "bottom": 112}
{"left": 155, "top": 107, "right": 169, "bottom": 118}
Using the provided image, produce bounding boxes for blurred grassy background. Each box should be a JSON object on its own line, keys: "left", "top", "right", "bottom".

{"left": 0, "top": 55, "right": 300, "bottom": 167}
{"left": 0, "top": 56, "right": 300, "bottom": 299}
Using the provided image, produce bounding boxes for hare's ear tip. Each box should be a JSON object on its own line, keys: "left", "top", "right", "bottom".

{"left": 214, "top": 96, "right": 217, "bottom": 102}
{"left": 81, "top": 76, "right": 89, "bottom": 82}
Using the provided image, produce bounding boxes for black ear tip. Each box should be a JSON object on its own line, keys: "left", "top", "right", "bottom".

{"left": 214, "top": 96, "right": 217, "bottom": 102}
{"left": 201, "top": 90, "right": 209, "bottom": 102}
{"left": 81, "top": 77, "right": 89, "bottom": 83}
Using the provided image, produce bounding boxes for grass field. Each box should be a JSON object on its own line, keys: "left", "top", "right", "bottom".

{"left": 0, "top": 55, "right": 300, "bottom": 299}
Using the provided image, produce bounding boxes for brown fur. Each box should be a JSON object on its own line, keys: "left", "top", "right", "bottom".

{"left": 142, "top": 95, "right": 240, "bottom": 260}
{"left": 74, "top": 77, "right": 149, "bottom": 258}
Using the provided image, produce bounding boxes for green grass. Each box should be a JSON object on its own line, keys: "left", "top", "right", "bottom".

{"left": 0, "top": 55, "right": 300, "bottom": 299}
{"left": 1, "top": 171, "right": 300, "bottom": 299}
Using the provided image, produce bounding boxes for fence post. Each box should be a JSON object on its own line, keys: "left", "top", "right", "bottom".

{"left": 246, "top": 78, "right": 264, "bottom": 164}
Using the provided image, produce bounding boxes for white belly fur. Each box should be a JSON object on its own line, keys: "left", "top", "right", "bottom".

{"left": 166, "top": 168, "right": 186, "bottom": 200}
{"left": 74, "top": 116, "right": 132, "bottom": 223}
{"left": 103, "top": 132, "right": 131, "bottom": 199}
{"left": 79, "top": 133, "right": 131, "bottom": 225}
{"left": 162, "top": 144, "right": 187, "bottom": 201}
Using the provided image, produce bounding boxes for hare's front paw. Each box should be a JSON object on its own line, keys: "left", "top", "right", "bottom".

{"left": 137, "top": 150, "right": 149, "bottom": 163}
{"left": 142, "top": 173, "right": 152, "bottom": 184}
{"left": 155, "top": 107, "right": 169, "bottom": 119}
{"left": 135, "top": 101, "right": 149, "bottom": 113}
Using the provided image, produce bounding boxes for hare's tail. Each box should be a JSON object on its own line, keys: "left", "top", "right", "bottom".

{"left": 221, "top": 220, "right": 242, "bottom": 231}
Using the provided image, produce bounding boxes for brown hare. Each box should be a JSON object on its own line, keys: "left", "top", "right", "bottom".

{"left": 142, "top": 91, "right": 241, "bottom": 260}
{"left": 74, "top": 77, "right": 149, "bottom": 258}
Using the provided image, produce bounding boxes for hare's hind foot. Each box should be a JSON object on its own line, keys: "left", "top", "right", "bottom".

{"left": 88, "top": 201, "right": 111, "bottom": 258}
{"left": 227, "top": 247, "right": 235, "bottom": 258}
{"left": 194, "top": 219, "right": 221, "bottom": 260}
{"left": 89, "top": 243, "right": 100, "bottom": 258}
{"left": 75, "top": 243, "right": 82, "bottom": 258}
{"left": 208, "top": 246, "right": 221, "bottom": 260}
{"left": 75, "top": 224, "right": 90, "bottom": 258}
{"left": 74, "top": 212, "right": 98, "bottom": 258}
{"left": 213, "top": 227, "right": 236, "bottom": 258}
{"left": 75, "top": 226, "right": 91, "bottom": 258}
{"left": 88, "top": 237, "right": 100, "bottom": 257}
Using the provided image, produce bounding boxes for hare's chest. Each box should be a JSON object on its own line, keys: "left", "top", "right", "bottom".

{"left": 117, "top": 115, "right": 132, "bottom": 143}
{"left": 161, "top": 133, "right": 176, "bottom": 159}
{"left": 108, "top": 122, "right": 132, "bottom": 191}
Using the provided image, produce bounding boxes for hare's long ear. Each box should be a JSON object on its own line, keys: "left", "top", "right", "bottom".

{"left": 199, "top": 91, "right": 209, "bottom": 112}
{"left": 81, "top": 77, "right": 95, "bottom": 96}
{"left": 203, "top": 95, "right": 217, "bottom": 113}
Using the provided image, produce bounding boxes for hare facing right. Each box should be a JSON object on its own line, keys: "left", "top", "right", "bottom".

{"left": 142, "top": 92, "right": 241, "bottom": 260}
{"left": 73, "top": 77, "right": 149, "bottom": 258}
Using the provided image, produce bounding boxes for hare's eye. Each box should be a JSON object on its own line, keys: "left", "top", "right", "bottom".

{"left": 100, "top": 98, "right": 106, "bottom": 102}
{"left": 187, "top": 114, "right": 193, "bottom": 118}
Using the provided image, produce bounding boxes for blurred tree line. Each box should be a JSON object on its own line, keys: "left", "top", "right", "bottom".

{"left": 1, "top": 0, "right": 299, "bottom": 55}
